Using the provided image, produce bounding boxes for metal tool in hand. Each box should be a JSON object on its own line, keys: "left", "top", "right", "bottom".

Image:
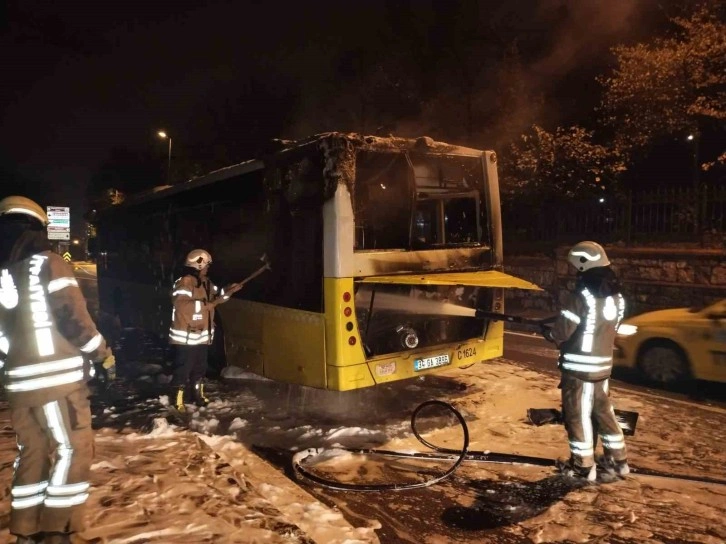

{"left": 224, "top": 253, "right": 271, "bottom": 297}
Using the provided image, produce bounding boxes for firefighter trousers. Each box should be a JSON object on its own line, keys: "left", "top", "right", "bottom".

{"left": 561, "top": 374, "right": 627, "bottom": 468}
{"left": 171, "top": 344, "right": 208, "bottom": 394}
{"left": 9, "top": 387, "right": 94, "bottom": 537}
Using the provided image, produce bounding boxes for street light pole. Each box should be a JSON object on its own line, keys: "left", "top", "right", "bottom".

{"left": 157, "top": 131, "right": 172, "bottom": 183}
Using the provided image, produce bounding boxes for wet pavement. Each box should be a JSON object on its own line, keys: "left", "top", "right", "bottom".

{"left": 84, "top": 328, "right": 726, "bottom": 544}
{"left": 70, "top": 268, "right": 726, "bottom": 543}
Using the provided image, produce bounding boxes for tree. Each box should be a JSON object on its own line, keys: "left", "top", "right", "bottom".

{"left": 598, "top": 4, "right": 726, "bottom": 159}
{"left": 500, "top": 124, "right": 626, "bottom": 200}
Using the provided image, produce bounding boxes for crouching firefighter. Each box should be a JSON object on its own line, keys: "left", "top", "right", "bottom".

{"left": 0, "top": 196, "right": 115, "bottom": 544}
{"left": 169, "top": 249, "right": 230, "bottom": 412}
{"left": 543, "top": 241, "right": 630, "bottom": 482}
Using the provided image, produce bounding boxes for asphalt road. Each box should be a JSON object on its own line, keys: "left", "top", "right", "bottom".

{"left": 261, "top": 333, "right": 726, "bottom": 544}
{"left": 503, "top": 329, "right": 726, "bottom": 410}
{"left": 277, "top": 333, "right": 726, "bottom": 544}
{"left": 72, "top": 261, "right": 98, "bottom": 282}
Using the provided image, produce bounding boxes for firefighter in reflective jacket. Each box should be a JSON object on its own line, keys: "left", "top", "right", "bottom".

{"left": 545, "top": 241, "right": 630, "bottom": 481}
{"left": 0, "top": 196, "right": 115, "bottom": 544}
{"left": 169, "top": 249, "right": 229, "bottom": 411}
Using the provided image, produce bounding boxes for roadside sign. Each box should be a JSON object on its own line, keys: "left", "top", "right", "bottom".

{"left": 47, "top": 206, "right": 71, "bottom": 241}
{"left": 63, "top": 252, "right": 72, "bottom": 262}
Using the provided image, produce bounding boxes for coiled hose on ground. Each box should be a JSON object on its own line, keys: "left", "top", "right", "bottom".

{"left": 292, "top": 400, "right": 726, "bottom": 491}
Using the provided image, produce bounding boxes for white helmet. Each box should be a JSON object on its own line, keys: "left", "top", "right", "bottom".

{"left": 567, "top": 241, "right": 610, "bottom": 272}
{"left": 0, "top": 195, "right": 49, "bottom": 225}
{"left": 185, "top": 249, "right": 212, "bottom": 270}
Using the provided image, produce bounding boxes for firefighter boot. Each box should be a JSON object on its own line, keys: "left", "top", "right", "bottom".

{"left": 600, "top": 456, "right": 630, "bottom": 477}
{"left": 556, "top": 458, "right": 596, "bottom": 482}
{"left": 194, "top": 381, "right": 209, "bottom": 407}
{"left": 174, "top": 386, "right": 186, "bottom": 412}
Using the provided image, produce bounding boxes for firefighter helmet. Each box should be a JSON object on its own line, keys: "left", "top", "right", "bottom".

{"left": 0, "top": 196, "right": 49, "bottom": 226}
{"left": 567, "top": 241, "right": 610, "bottom": 272}
{"left": 185, "top": 249, "right": 212, "bottom": 270}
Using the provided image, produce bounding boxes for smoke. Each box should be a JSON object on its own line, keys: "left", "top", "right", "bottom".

{"left": 531, "top": 0, "right": 656, "bottom": 80}
{"left": 280, "top": 0, "right": 664, "bottom": 150}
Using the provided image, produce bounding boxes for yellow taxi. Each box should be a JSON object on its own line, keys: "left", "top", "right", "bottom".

{"left": 613, "top": 299, "right": 726, "bottom": 385}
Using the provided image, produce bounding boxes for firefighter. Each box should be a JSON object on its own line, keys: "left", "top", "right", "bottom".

{"left": 0, "top": 196, "right": 115, "bottom": 544}
{"left": 168, "top": 249, "right": 229, "bottom": 411}
{"left": 543, "top": 241, "right": 630, "bottom": 481}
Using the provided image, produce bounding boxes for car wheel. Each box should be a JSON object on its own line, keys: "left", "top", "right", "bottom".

{"left": 638, "top": 343, "right": 690, "bottom": 385}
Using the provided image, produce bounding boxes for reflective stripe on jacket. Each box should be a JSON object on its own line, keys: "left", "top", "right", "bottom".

{"left": 168, "top": 275, "right": 225, "bottom": 346}
{"left": 551, "top": 288, "right": 625, "bottom": 381}
{"left": 0, "top": 251, "right": 110, "bottom": 407}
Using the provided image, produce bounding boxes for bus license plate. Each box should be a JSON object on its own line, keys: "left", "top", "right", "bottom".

{"left": 414, "top": 354, "right": 450, "bottom": 371}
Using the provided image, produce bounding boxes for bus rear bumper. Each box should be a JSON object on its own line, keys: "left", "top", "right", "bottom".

{"left": 326, "top": 322, "right": 504, "bottom": 391}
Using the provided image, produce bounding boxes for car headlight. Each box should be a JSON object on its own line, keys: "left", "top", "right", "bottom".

{"left": 617, "top": 324, "right": 638, "bottom": 336}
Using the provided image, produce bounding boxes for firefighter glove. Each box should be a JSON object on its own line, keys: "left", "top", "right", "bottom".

{"left": 101, "top": 354, "right": 116, "bottom": 381}
{"left": 222, "top": 283, "right": 242, "bottom": 298}
{"left": 540, "top": 324, "right": 555, "bottom": 344}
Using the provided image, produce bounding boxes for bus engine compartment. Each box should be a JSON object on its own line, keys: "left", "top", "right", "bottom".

{"left": 354, "top": 283, "right": 492, "bottom": 357}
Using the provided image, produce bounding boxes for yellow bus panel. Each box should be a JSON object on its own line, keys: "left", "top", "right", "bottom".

{"left": 219, "top": 299, "right": 327, "bottom": 388}
{"left": 323, "top": 278, "right": 367, "bottom": 367}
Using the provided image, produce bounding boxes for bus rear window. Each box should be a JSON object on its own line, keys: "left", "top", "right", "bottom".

{"left": 353, "top": 151, "right": 412, "bottom": 250}
{"left": 354, "top": 150, "right": 487, "bottom": 251}
{"left": 413, "top": 195, "right": 480, "bottom": 248}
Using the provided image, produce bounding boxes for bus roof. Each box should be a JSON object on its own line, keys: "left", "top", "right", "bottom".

{"left": 99, "top": 132, "right": 489, "bottom": 212}
{"left": 273, "top": 132, "right": 487, "bottom": 158}
{"left": 105, "top": 158, "right": 265, "bottom": 210}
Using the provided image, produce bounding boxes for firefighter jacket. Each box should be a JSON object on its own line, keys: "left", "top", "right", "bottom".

{"left": 0, "top": 251, "right": 110, "bottom": 408}
{"left": 550, "top": 267, "right": 625, "bottom": 382}
{"left": 168, "top": 274, "right": 227, "bottom": 346}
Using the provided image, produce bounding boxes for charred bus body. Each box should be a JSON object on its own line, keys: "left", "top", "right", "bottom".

{"left": 94, "top": 133, "right": 539, "bottom": 391}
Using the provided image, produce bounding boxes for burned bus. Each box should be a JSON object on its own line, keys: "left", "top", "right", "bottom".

{"left": 94, "top": 132, "right": 539, "bottom": 391}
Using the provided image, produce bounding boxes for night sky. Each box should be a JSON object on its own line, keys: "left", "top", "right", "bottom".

{"left": 0, "top": 0, "right": 678, "bottom": 237}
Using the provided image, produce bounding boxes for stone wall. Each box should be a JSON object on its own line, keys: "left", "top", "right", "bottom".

{"left": 503, "top": 247, "right": 726, "bottom": 319}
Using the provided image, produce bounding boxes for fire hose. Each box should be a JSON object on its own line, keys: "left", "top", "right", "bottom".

{"left": 291, "top": 400, "right": 726, "bottom": 491}
{"left": 292, "top": 400, "right": 469, "bottom": 491}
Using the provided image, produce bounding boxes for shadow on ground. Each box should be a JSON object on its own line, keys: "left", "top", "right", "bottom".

{"left": 253, "top": 445, "right": 589, "bottom": 544}
{"left": 441, "top": 474, "right": 588, "bottom": 530}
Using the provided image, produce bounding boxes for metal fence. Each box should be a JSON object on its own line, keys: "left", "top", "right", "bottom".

{"left": 502, "top": 184, "right": 726, "bottom": 245}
